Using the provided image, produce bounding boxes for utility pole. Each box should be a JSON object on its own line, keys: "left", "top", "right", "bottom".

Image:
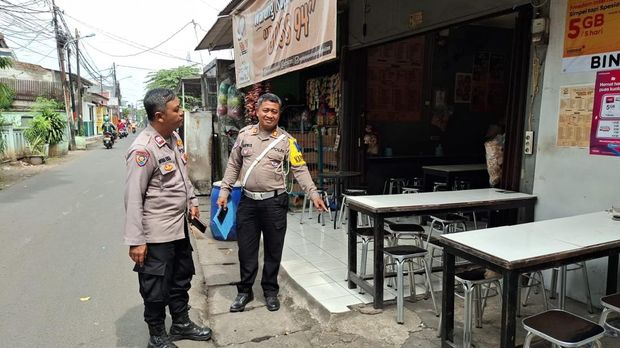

{"left": 66, "top": 46, "right": 76, "bottom": 125}
{"left": 51, "top": 0, "right": 76, "bottom": 150}
{"left": 75, "top": 28, "right": 83, "bottom": 135}
{"left": 112, "top": 62, "right": 118, "bottom": 120}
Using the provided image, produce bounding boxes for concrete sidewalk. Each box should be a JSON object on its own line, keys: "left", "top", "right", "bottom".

{"left": 189, "top": 226, "right": 436, "bottom": 347}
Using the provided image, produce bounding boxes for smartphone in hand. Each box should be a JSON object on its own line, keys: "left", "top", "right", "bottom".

{"left": 216, "top": 207, "right": 228, "bottom": 223}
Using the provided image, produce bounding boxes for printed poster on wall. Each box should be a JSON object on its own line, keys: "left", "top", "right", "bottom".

{"left": 557, "top": 85, "right": 593, "bottom": 147}
{"left": 590, "top": 69, "right": 620, "bottom": 156}
{"left": 563, "top": 0, "right": 620, "bottom": 73}
{"left": 232, "top": 0, "right": 337, "bottom": 88}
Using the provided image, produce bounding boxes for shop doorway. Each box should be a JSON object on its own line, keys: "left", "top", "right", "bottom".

{"left": 348, "top": 6, "right": 532, "bottom": 194}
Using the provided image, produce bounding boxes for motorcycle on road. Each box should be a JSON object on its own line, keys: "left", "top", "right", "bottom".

{"left": 103, "top": 132, "right": 114, "bottom": 149}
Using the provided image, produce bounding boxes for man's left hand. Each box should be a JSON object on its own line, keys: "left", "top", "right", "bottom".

{"left": 312, "top": 196, "right": 328, "bottom": 212}
{"left": 190, "top": 206, "right": 200, "bottom": 220}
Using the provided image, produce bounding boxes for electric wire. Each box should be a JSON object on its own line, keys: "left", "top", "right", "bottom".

{"left": 63, "top": 12, "right": 202, "bottom": 64}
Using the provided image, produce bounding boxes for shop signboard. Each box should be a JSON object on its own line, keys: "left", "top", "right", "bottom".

{"left": 232, "top": 0, "right": 337, "bottom": 88}
{"left": 563, "top": 0, "right": 620, "bottom": 73}
{"left": 590, "top": 69, "right": 620, "bottom": 156}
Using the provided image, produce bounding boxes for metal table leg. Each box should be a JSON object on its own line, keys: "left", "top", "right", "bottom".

{"left": 347, "top": 209, "right": 358, "bottom": 289}
{"left": 373, "top": 214, "right": 384, "bottom": 309}
{"left": 440, "top": 251, "right": 456, "bottom": 347}
{"left": 607, "top": 253, "right": 619, "bottom": 295}
{"left": 500, "top": 270, "right": 519, "bottom": 348}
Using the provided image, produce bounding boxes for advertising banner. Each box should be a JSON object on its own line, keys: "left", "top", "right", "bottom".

{"left": 590, "top": 69, "right": 620, "bottom": 156}
{"left": 563, "top": 0, "right": 620, "bottom": 73}
{"left": 232, "top": 0, "right": 337, "bottom": 88}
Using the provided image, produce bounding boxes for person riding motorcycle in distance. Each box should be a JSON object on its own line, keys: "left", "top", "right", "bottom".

{"left": 118, "top": 119, "right": 127, "bottom": 133}
{"left": 102, "top": 116, "right": 117, "bottom": 137}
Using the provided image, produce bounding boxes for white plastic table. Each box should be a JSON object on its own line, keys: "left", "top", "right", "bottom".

{"left": 437, "top": 211, "right": 620, "bottom": 348}
{"left": 345, "top": 188, "right": 537, "bottom": 310}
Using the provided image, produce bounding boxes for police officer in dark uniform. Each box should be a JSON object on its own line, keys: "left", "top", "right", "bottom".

{"left": 217, "top": 93, "right": 327, "bottom": 312}
{"left": 124, "top": 88, "right": 212, "bottom": 348}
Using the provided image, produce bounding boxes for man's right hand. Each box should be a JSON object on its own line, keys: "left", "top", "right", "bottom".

{"left": 216, "top": 196, "right": 227, "bottom": 209}
{"left": 129, "top": 245, "right": 147, "bottom": 267}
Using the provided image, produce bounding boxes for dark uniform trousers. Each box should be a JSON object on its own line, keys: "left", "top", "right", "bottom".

{"left": 134, "top": 222, "right": 195, "bottom": 326}
{"left": 236, "top": 192, "right": 288, "bottom": 296}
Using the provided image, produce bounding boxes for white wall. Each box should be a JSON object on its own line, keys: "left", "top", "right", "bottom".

{"left": 533, "top": 0, "right": 620, "bottom": 305}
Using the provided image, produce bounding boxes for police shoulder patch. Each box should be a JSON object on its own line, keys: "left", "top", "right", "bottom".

{"left": 135, "top": 150, "right": 150, "bottom": 167}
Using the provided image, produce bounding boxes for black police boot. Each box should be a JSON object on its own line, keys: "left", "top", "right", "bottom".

{"left": 265, "top": 296, "right": 280, "bottom": 311}
{"left": 229, "top": 292, "right": 254, "bottom": 312}
{"left": 147, "top": 325, "right": 178, "bottom": 348}
{"left": 169, "top": 312, "right": 212, "bottom": 341}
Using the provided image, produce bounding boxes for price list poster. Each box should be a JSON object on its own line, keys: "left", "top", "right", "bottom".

{"left": 557, "top": 85, "right": 593, "bottom": 147}
{"left": 590, "top": 69, "right": 620, "bottom": 156}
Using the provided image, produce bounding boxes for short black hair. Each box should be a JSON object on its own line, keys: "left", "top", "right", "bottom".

{"left": 257, "top": 93, "right": 282, "bottom": 109}
{"left": 143, "top": 88, "right": 177, "bottom": 121}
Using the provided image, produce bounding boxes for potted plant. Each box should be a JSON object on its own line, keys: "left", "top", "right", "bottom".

{"left": 25, "top": 135, "right": 47, "bottom": 165}
{"left": 30, "top": 98, "right": 66, "bottom": 157}
{"left": 23, "top": 115, "right": 51, "bottom": 164}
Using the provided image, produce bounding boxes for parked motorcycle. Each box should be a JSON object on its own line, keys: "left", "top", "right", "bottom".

{"left": 103, "top": 132, "right": 114, "bottom": 149}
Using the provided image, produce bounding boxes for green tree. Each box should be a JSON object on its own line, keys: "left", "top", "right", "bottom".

{"left": 145, "top": 65, "right": 200, "bottom": 90}
{"left": 145, "top": 65, "right": 201, "bottom": 109}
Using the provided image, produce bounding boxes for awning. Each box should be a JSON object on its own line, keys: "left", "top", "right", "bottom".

{"left": 195, "top": 16, "right": 232, "bottom": 51}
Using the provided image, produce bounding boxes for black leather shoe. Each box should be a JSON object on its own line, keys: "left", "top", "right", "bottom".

{"left": 147, "top": 325, "right": 178, "bottom": 348}
{"left": 230, "top": 292, "right": 254, "bottom": 312}
{"left": 147, "top": 335, "right": 178, "bottom": 348}
{"left": 169, "top": 313, "right": 212, "bottom": 342}
{"left": 265, "top": 296, "right": 280, "bottom": 311}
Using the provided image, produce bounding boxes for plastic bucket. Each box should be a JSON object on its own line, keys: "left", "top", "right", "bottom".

{"left": 210, "top": 181, "right": 242, "bottom": 241}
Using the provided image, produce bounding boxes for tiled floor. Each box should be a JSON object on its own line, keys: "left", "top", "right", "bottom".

{"left": 282, "top": 212, "right": 440, "bottom": 313}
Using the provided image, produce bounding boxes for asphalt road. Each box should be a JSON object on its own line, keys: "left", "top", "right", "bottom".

{"left": 0, "top": 134, "right": 152, "bottom": 347}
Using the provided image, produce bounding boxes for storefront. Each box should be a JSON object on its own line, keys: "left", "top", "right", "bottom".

{"left": 196, "top": 0, "right": 620, "bottom": 323}
{"left": 197, "top": 0, "right": 535, "bottom": 192}
{"left": 340, "top": 1, "right": 533, "bottom": 193}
